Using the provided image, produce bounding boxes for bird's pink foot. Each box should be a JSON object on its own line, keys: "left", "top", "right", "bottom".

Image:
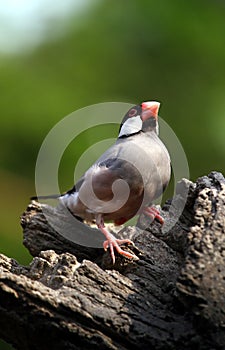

{"left": 143, "top": 206, "right": 164, "bottom": 224}
{"left": 98, "top": 225, "right": 138, "bottom": 264}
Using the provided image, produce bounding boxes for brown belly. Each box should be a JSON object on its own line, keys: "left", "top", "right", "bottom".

{"left": 102, "top": 191, "right": 144, "bottom": 225}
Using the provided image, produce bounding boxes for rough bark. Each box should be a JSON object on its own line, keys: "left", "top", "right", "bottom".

{"left": 0, "top": 171, "right": 225, "bottom": 349}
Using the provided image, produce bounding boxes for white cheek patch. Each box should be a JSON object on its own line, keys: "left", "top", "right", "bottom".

{"left": 118, "top": 115, "right": 142, "bottom": 138}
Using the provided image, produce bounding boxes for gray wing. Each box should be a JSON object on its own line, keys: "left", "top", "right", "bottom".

{"left": 66, "top": 131, "right": 170, "bottom": 205}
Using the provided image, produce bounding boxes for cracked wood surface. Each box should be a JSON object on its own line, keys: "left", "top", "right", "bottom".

{"left": 0, "top": 171, "right": 225, "bottom": 349}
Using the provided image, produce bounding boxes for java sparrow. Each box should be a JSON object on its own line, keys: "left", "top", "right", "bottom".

{"left": 58, "top": 101, "right": 171, "bottom": 263}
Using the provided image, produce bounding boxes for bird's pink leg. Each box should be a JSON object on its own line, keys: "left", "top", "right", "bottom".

{"left": 96, "top": 215, "right": 138, "bottom": 264}
{"left": 143, "top": 206, "right": 164, "bottom": 224}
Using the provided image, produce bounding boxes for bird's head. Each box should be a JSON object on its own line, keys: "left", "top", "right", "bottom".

{"left": 118, "top": 101, "right": 160, "bottom": 138}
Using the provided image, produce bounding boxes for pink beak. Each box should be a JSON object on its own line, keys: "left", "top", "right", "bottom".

{"left": 141, "top": 101, "right": 160, "bottom": 121}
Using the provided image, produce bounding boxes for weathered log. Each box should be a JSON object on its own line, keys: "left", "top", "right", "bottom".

{"left": 0, "top": 171, "right": 224, "bottom": 349}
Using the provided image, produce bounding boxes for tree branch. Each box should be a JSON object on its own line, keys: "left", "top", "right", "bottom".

{"left": 0, "top": 171, "right": 224, "bottom": 349}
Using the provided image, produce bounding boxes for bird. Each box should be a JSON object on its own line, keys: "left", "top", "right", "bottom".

{"left": 34, "top": 101, "right": 171, "bottom": 263}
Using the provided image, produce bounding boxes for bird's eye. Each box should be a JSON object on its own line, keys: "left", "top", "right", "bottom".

{"left": 128, "top": 108, "right": 137, "bottom": 117}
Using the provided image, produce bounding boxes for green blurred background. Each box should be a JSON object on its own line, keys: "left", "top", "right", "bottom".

{"left": 0, "top": 0, "right": 225, "bottom": 347}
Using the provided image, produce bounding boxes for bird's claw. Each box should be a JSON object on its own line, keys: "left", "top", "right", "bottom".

{"left": 103, "top": 237, "right": 138, "bottom": 264}
{"left": 98, "top": 222, "right": 138, "bottom": 263}
{"left": 143, "top": 206, "right": 164, "bottom": 224}
{"left": 103, "top": 238, "right": 133, "bottom": 250}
